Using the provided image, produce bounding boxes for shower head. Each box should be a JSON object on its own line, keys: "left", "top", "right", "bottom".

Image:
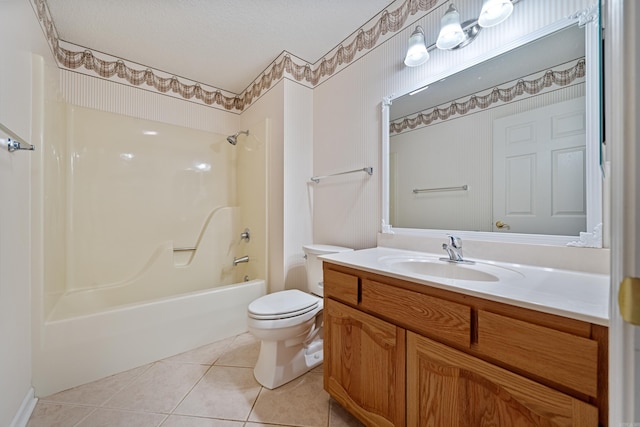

{"left": 227, "top": 130, "right": 249, "bottom": 145}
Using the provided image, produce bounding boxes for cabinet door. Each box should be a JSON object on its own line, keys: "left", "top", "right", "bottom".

{"left": 324, "top": 298, "right": 405, "bottom": 427}
{"left": 407, "top": 332, "right": 598, "bottom": 427}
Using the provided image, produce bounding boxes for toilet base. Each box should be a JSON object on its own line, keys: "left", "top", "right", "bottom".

{"left": 253, "top": 336, "right": 323, "bottom": 389}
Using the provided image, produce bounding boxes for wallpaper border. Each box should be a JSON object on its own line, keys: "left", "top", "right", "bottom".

{"left": 30, "top": 0, "right": 440, "bottom": 112}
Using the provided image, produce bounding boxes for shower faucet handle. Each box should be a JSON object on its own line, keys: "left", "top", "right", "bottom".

{"left": 240, "top": 228, "right": 250, "bottom": 242}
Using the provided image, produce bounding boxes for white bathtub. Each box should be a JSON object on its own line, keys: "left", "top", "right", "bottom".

{"left": 33, "top": 279, "right": 266, "bottom": 397}
{"left": 32, "top": 109, "right": 270, "bottom": 397}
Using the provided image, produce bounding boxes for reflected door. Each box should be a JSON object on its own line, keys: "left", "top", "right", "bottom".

{"left": 493, "top": 97, "right": 586, "bottom": 235}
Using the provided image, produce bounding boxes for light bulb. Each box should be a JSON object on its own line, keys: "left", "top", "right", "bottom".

{"left": 478, "top": 0, "right": 514, "bottom": 28}
{"left": 404, "top": 26, "right": 430, "bottom": 67}
{"left": 436, "top": 4, "right": 466, "bottom": 50}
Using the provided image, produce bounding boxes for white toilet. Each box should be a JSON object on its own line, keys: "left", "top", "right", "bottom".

{"left": 247, "top": 244, "right": 353, "bottom": 389}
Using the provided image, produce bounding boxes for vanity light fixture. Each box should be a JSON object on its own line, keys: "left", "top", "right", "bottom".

{"left": 403, "top": 26, "right": 430, "bottom": 67}
{"left": 403, "top": 1, "right": 515, "bottom": 66}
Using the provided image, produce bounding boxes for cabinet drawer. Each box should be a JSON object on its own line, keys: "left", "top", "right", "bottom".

{"left": 361, "top": 279, "right": 471, "bottom": 348}
{"left": 323, "top": 268, "right": 359, "bottom": 306}
{"left": 476, "top": 310, "right": 599, "bottom": 397}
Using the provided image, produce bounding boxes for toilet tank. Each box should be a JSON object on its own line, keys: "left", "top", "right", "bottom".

{"left": 303, "top": 244, "right": 353, "bottom": 297}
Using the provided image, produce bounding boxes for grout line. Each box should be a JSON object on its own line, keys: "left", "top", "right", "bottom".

{"left": 156, "top": 414, "right": 170, "bottom": 426}
{"left": 167, "top": 363, "right": 216, "bottom": 415}
{"left": 71, "top": 406, "right": 97, "bottom": 427}
{"left": 246, "top": 385, "right": 265, "bottom": 424}
{"left": 99, "top": 361, "right": 159, "bottom": 409}
{"left": 99, "top": 361, "right": 158, "bottom": 408}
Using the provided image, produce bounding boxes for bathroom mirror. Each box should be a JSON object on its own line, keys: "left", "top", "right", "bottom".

{"left": 381, "top": 10, "right": 602, "bottom": 246}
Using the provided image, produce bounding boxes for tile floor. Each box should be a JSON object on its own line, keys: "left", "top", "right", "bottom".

{"left": 27, "top": 333, "right": 364, "bottom": 427}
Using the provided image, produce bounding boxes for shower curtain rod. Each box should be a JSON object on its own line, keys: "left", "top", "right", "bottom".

{"left": 310, "top": 167, "right": 373, "bottom": 183}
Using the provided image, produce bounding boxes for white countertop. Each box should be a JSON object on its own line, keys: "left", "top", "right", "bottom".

{"left": 320, "top": 247, "right": 610, "bottom": 326}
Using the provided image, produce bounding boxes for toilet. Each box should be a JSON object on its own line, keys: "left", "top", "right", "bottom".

{"left": 247, "top": 244, "right": 353, "bottom": 389}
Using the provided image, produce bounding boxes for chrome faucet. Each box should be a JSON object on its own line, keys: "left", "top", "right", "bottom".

{"left": 233, "top": 255, "right": 249, "bottom": 266}
{"left": 441, "top": 235, "right": 473, "bottom": 264}
{"left": 240, "top": 228, "right": 250, "bottom": 242}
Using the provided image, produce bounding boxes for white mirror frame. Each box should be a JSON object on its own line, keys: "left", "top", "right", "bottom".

{"left": 381, "top": 6, "right": 602, "bottom": 247}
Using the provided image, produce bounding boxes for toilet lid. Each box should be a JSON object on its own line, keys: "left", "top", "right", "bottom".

{"left": 248, "top": 289, "right": 320, "bottom": 320}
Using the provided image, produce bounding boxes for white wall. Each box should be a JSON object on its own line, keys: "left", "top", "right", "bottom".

{"left": 282, "top": 80, "right": 314, "bottom": 291}
{"left": 238, "top": 79, "right": 313, "bottom": 293}
{"left": 312, "top": 0, "right": 593, "bottom": 249}
{"left": 0, "top": 0, "right": 55, "bottom": 424}
{"left": 241, "top": 81, "right": 286, "bottom": 292}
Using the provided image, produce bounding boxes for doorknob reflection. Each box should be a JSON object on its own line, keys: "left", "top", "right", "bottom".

{"left": 495, "top": 221, "right": 510, "bottom": 230}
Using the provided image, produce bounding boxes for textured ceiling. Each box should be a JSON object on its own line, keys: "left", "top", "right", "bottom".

{"left": 46, "top": 0, "right": 396, "bottom": 94}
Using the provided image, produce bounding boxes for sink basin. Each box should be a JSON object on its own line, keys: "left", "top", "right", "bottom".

{"left": 379, "top": 256, "right": 524, "bottom": 282}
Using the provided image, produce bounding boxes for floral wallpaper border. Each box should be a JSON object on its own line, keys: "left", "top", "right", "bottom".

{"left": 31, "top": 0, "right": 439, "bottom": 112}
{"left": 390, "top": 59, "right": 586, "bottom": 135}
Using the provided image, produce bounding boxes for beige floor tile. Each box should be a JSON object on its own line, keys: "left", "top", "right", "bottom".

{"left": 173, "top": 366, "right": 261, "bottom": 421}
{"left": 244, "top": 423, "right": 292, "bottom": 427}
{"left": 328, "top": 399, "right": 364, "bottom": 427}
{"left": 163, "top": 337, "right": 235, "bottom": 365}
{"left": 248, "top": 372, "right": 329, "bottom": 427}
{"left": 161, "top": 415, "right": 244, "bottom": 426}
{"left": 215, "top": 333, "right": 260, "bottom": 368}
{"left": 40, "top": 363, "right": 152, "bottom": 406}
{"left": 26, "top": 402, "right": 94, "bottom": 427}
{"left": 104, "top": 361, "right": 209, "bottom": 413}
{"left": 75, "top": 408, "right": 166, "bottom": 426}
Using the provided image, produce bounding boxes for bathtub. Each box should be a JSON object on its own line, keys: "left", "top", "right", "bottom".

{"left": 34, "top": 279, "right": 266, "bottom": 397}
{"left": 32, "top": 108, "right": 270, "bottom": 397}
{"left": 34, "top": 205, "right": 267, "bottom": 396}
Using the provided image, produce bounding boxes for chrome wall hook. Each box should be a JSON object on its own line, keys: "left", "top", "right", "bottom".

{"left": 5, "top": 138, "right": 35, "bottom": 152}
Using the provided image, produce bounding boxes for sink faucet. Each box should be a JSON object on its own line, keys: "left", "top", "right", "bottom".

{"left": 233, "top": 255, "right": 249, "bottom": 266}
{"left": 441, "top": 235, "right": 472, "bottom": 264}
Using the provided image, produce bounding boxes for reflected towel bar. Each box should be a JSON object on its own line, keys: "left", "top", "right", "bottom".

{"left": 173, "top": 247, "right": 196, "bottom": 251}
{"left": 413, "top": 185, "right": 468, "bottom": 194}
{"left": 311, "top": 167, "right": 373, "bottom": 183}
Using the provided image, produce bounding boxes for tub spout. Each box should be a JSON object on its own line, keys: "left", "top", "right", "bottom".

{"left": 233, "top": 255, "right": 249, "bottom": 266}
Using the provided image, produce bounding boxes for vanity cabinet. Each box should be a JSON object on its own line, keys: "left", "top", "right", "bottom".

{"left": 322, "top": 262, "right": 608, "bottom": 427}
{"left": 324, "top": 267, "right": 405, "bottom": 426}
{"left": 407, "top": 332, "right": 598, "bottom": 426}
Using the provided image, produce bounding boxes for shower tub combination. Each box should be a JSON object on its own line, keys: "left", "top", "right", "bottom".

{"left": 33, "top": 106, "right": 268, "bottom": 396}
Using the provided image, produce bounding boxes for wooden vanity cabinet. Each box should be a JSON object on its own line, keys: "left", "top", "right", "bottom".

{"left": 324, "top": 298, "right": 405, "bottom": 427}
{"left": 322, "top": 262, "right": 608, "bottom": 427}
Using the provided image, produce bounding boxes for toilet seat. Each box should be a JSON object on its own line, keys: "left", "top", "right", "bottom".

{"left": 248, "top": 289, "right": 320, "bottom": 321}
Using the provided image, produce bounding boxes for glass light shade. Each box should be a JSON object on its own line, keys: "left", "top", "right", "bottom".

{"left": 478, "top": 0, "right": 514, "bottom": 28}
{"left": 436, "top": 4, "right": 466, "bottom": 50}
{"left": 403, "top": 26, "right": 429, "bottom": 67}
